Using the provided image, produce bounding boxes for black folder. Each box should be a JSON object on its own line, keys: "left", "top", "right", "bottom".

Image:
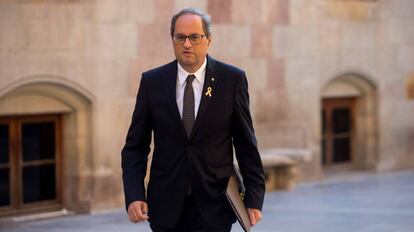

{"left": 225, "top": 171, "right": 251, "bottom": 232}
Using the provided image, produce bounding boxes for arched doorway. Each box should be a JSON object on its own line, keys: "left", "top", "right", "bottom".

{"left": 321, "top": 73, "right": 377, "bottom": 171}
{"left": 0, "top": 76, "right": 93, "bottom": 216}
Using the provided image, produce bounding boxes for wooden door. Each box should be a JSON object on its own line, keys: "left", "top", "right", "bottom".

{"left": 322, "top": 98, "right": 356, "bottom": 166}
{"left": 0, "top": 115, "right": 62, "bottom": 216}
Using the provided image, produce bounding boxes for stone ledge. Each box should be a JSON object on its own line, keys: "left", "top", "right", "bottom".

{"left": 260, "top": 148, "right": 312, "bottom": 191}
{"left": 261, "top": 148, "right": 312, "bottom": 163}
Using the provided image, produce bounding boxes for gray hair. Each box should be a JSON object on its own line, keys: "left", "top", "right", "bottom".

{"left": 170, "top": 8, "right": 212, "bottom": 37}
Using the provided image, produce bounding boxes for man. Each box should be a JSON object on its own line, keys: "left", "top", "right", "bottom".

{"left": 122, "top": 8, "right": 265, "bottom": 232}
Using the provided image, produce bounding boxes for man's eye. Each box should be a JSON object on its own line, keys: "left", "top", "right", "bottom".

{"left": 189, "top": 35, "right": 200, "bottom": 39}
{"left": 176, "top": 35, "right": 186, "bottom": 40}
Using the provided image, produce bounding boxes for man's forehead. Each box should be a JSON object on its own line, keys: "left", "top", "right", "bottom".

{"left": 177, "top": 13, "right": 202, "bottom": 22}
{"left": 175, "top": 14, "right": 203, "bottom": 31}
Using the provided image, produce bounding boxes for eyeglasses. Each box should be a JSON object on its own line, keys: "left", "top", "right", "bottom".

{"left": 172, "top": 34, "right": 208, "bottom": 45}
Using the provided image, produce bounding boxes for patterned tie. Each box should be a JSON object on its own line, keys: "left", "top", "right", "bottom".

{"left": 182, "top": 74, "right": 195, "bottom": 138}
{"left": 183, "top": 75, "right": 195, "bottom": 195}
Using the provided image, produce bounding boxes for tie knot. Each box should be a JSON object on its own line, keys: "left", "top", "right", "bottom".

{"left": 186, "top": 75, "right": 195, "bottom": 84}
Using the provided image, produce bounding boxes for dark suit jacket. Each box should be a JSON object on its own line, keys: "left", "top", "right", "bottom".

{"left": 122, "top": 55, "right": 265, "bottom": 228}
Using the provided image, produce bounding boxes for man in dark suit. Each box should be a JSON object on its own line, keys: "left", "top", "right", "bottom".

{"left": 122, "top": 8, "right": 265, "bottom": 232}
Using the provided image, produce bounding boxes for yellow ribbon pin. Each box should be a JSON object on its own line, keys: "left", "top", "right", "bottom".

{"left": 205, "top": 87, "right": 212, "bottom": 97}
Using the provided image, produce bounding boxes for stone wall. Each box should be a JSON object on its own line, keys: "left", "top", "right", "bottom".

{"left": 0, "top": 0, "right": 413, "bottom": 212}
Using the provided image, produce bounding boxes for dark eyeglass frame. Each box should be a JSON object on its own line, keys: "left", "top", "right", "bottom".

{"left": 172, "top": 33, "right": 208, "bottom": 45}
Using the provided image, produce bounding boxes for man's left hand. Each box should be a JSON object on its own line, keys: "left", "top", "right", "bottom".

{"left": 247, "top": 208, "right": 262, "bottom": 226}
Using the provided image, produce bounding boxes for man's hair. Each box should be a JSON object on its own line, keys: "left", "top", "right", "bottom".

{"left": 170, "top": 8, "right": 212, "bottom": 37}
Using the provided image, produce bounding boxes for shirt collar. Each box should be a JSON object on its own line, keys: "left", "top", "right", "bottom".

{"left": 177, "top": 57, "right": 207, "bottom": 87}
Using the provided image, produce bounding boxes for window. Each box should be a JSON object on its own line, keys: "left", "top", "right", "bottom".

{"left": 0, "top": 115, "right": 61, "bottom": 216}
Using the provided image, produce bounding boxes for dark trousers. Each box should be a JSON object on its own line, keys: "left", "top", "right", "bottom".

{"left": 150, "top": 195, "right": 232, "bottom": 232}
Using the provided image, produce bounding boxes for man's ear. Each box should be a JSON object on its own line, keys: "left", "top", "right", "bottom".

{"left": 207, "top": 35, "right": 212, "bottom": 46}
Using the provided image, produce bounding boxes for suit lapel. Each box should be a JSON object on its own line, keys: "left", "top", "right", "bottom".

{"left": 164, "top": 60, "right": 188, "bottom": 141}
{"left": 190, "top": 55, "right": 219, "bottom": 139}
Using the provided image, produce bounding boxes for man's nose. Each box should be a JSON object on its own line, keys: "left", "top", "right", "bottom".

{"left": 183, "top": 38, "right": 192, "bottom": 48}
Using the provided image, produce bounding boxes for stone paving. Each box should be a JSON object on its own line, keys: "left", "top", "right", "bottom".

{"left": 1, "top": 170, "right": 413, "bottom": 232}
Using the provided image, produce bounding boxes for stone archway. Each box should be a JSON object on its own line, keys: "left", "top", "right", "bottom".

{"left": 0, "top": 76, "right": 94, "bottom": 213}
{"left": 321, "top": 73, "right": 377, "bottom": 170}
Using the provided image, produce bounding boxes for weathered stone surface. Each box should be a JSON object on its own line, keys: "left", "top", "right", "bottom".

{"left": 0, "top": 94, "right": 72, "bottom": 115}
{"left": 318, "top": 0, "right": 379, "bottom": 22}
{"left": 251, "top": 24, "right": 273, "bottom": 58}
{"left": 94, "top": 0, "right": 154, "bottom": 23}
{"left": 380, "top": 0, "right": 414, "bottom": 19}
{"left": 266, "top": 0, "right": 290, "bottom": 25}
{"left": 256, "top": 122, "right": 309, "bottom": 148}
{"left": 317, "top": 21, "right": 341, "bottom": 50}
{"left": 204, "top": 58, "right": 267, "bottom": 106}
{"left": 407, "top": 72, "right": 414, "bottom": 100}
{"left": 137, "top": 23, "right": 173, "bottom": 58}
{"left": 207, "top": 0, "right": 231, "bottom": 24}
{"left": 93, "top": 0, "right": 128, "bottom": 22}
{"left": 0, "top": 20, "right": 26, "bottom": 52}
{"left": 154, "top": 0, "right": 174, "bottom": 23}
{"left": 209, "top": 25, "right": 251, "bottom": 58}
{"left": 231, "top": 0, "right": 262, "bottom": 24}
{"left": 174, "top": 0, "right": 207, "bottom": 13}
{"left": 397, "top": 46, "right": 414, "bottom": 73}
{"left": 0, "top": 3, "right": 20, "bottom": 20}
{"left": 387, "top": 19, "right": 414, "bottom": 45}
{"left": 267, "top": 58, "right": 285, "bottom": 90}
{"left": 254, "top": 89, "right": 288, "bottom": 123}
{"left": 340, "top": 22, "right": 385, "bottom": 49}
{"left": 290, "top": 0, "right": 317, "bottom": 25}
{"left": 272, "top": 25, "right": 318, "bottom": 58}
{"left": 85, "top": 22, "right": 137, "bottom": 59}
{"left": 254, "top": 58, "right": 288, "bottom": 122}
{"left": 126, "top": 0, "right": 155, "bottom": 23}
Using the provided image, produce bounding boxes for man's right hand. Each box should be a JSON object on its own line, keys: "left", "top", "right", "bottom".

{"left": 127, "top": 201, "right": 149, "bottom": 223}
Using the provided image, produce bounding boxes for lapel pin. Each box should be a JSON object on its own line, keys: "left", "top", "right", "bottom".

{"left": 211, "top": 77, "right": 215, "bottom": 81}
{"left": 205, "top": 87, "right": 212, "bottom": 97}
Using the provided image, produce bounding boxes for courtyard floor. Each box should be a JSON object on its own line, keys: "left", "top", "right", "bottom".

{"left": 1, "top": 170, "right": 413, "bottom": 232}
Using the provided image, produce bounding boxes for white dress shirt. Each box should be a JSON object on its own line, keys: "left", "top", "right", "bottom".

{"left": 176, "top": 58, "right": 207, "bottom": 118}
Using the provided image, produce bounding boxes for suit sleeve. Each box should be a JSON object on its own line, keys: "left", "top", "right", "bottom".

{"left": 232, "top": 72, "right": 265, "bottom": 211}
{"left": 121, "top": 74, "right": 152, "bottom": 210}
